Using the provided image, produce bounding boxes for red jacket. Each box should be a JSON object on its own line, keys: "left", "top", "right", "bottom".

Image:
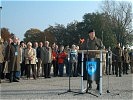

{"left": 58, "top": 51, "right": 67, "bottom": 64}
{"left": 52, "top": 51, "right": 57, "bottom": 61}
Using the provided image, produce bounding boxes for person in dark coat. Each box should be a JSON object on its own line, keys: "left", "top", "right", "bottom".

{"left": 36, "top": 42, "right": 43, "bottom": 77}
{"left": 5, "top": 37, "right": 21, "bottom": 82}
{"left": 113, "top": 43, "right": 123, "bottom": 77}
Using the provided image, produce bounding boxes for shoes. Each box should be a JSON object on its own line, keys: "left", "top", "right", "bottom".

{"left": 47, "top": 76, "right": 51, "bottom": 78}
{"left": 45, "top": 76, "right": 51, "bottom": 78}
{"left": 54, "top": 75, "right": 57, "bottom": 77}
{"left": 27, "top": 76, "right": 30, "bottom": 80}
{"left": 16, "top": 77, "right": 20, "bottom": 80}
{"left": 119, "top": 75, "right": 122, "bottom": 77}
{"left": 33, "top": 75, "right": 37, "bottom": 80}
{"left": 58, "top": 75, "right": 63, "bottom": 77}
{"left": 13, "top": 79, "right": 19, "bottom": 82}
{"left": 9, "top": 79, "right": 13, "bottom": 83}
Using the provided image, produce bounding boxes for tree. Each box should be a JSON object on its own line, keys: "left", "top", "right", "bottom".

{"left": 45, "top": 24, "right": 66, "bottom": 46}
{"left": 100, "top": 0, "right": 133, "bottom": 47}
{"left": 43, "top": 29, "right": 56, "bottom": 45}
{"left": 1, "top": 28, "right": 11, "bottom": 41}
{"left": 81, "top": 12, "right": 117, "bottom": 48}
{"left": 23, "top": 28, "right": 41, "bottom": 43}
{"left": 66, "top": 21, "right": 80, "bottom": 46}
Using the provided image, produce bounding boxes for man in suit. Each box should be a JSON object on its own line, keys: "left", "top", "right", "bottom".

{"left": 41, "top": 41, "right": 52, "bottom": 78}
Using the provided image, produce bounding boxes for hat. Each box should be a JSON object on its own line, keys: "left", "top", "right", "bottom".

{"left": 89, "top": 29, "right": 95, "bottom": 33}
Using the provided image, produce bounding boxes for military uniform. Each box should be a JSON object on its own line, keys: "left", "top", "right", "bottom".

{"left": 123, "top": 48, "right": 130, "bottom": 74}
{"left": 81, "top": 36, "right": 103, "bottom": 90}
{"left": 113, "top": 46, "right": 123, "bottom": 77}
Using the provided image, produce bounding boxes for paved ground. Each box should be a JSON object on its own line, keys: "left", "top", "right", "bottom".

{"left": 0, "top": 73, "right": 133, "bottom": 100}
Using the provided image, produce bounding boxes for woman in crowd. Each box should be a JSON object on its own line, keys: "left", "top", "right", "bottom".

{"left": 24, "top": 42, "right": 36, "bottom": 79}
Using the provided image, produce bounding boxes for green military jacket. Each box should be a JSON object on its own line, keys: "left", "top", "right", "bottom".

{"left": 80, "top": 37, "right": 103, "bottom": 58}
{"left": 113, "top": 46, "right": 122, "bottom": 62}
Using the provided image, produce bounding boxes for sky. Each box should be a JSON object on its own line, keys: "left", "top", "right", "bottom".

{"left": 0, "top": 0, "right": 132, "bottom": 41}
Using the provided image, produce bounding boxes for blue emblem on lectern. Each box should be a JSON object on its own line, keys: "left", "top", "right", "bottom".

{"left": 86, "top": 61, "right": 97, "bottom": 76}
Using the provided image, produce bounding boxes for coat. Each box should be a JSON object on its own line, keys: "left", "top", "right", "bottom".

{"left": 123, "top": 50, "right": 130, "bottom": 63}
{"left": 0, "top": 44, "right": 4, "bottom": 63}
{"left": 57, "top": 51, "right": 67, "bottom": 64}
{"left": 80, "top": 37, "right": 103, "bottom": 58}
{"left": 41, "top": 46, "right": 52, "bottom": 64}
{"left": 24, "top": 48, "right": 36, "bottom": 64}
{"left": 113, "top": 46, "right": 122, "bottom": 62}
{"left": 5, "top": 43, "right": 21, "bottom": 71}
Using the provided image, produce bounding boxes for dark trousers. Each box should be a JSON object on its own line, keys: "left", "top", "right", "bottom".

{"left": 115, "top": 62, "right": 122, "bottom": 76}
{"left": 1, "top": 62, "right": 5, "bottom": 79}
{"left": 20, "top": 61, "right": 25, "bottom": 76}
{"left": 44, "top": 63, "right": 51, "bottom": 78}
{"left": 0, "top": 63, "right": 3, "bottom": 80}
{"left": 77, "top": 61, "right": 81, "bottom": 75}
{"left": 58, "top": 63, "right": 64, "bottom": 76}
{"left": 52, "top": 60, "right": 58, "bottom": 76}
{"left": 26, "top": 64, "right": 36, "bottom": 79}
{"left": 112, "top": 62, "right": 116, "bottom": 75}
{"left": 9, "top": 71, "right": 17, "bottom": 82}
{"left": 123, "top": 63, "right": 128, "bottom": 74}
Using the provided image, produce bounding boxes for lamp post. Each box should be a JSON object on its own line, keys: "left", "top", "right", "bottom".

{"left": 0, "top": 6, "right": 2, "bottom": 39}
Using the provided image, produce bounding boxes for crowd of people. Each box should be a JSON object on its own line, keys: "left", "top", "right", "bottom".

{"left": 0, "top": 29, "right": 133, "bottom": 91}
{"left": 0, "top": 36, "right": 81, "bottom": 83}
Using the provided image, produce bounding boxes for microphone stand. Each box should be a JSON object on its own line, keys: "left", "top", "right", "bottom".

{"left": 105, "top": 48, "right": 119, "bottom": 96}
{"left": 58, "top": 51, "right": 79, "bottom": 95}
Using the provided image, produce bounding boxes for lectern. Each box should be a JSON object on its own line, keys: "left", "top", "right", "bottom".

{"left": 78, "top": 50, "right": 107, "bottom": 95}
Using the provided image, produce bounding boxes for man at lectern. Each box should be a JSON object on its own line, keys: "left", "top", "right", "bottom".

{"left": 80, "top": 29, "right": 103, "bottom": 90}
